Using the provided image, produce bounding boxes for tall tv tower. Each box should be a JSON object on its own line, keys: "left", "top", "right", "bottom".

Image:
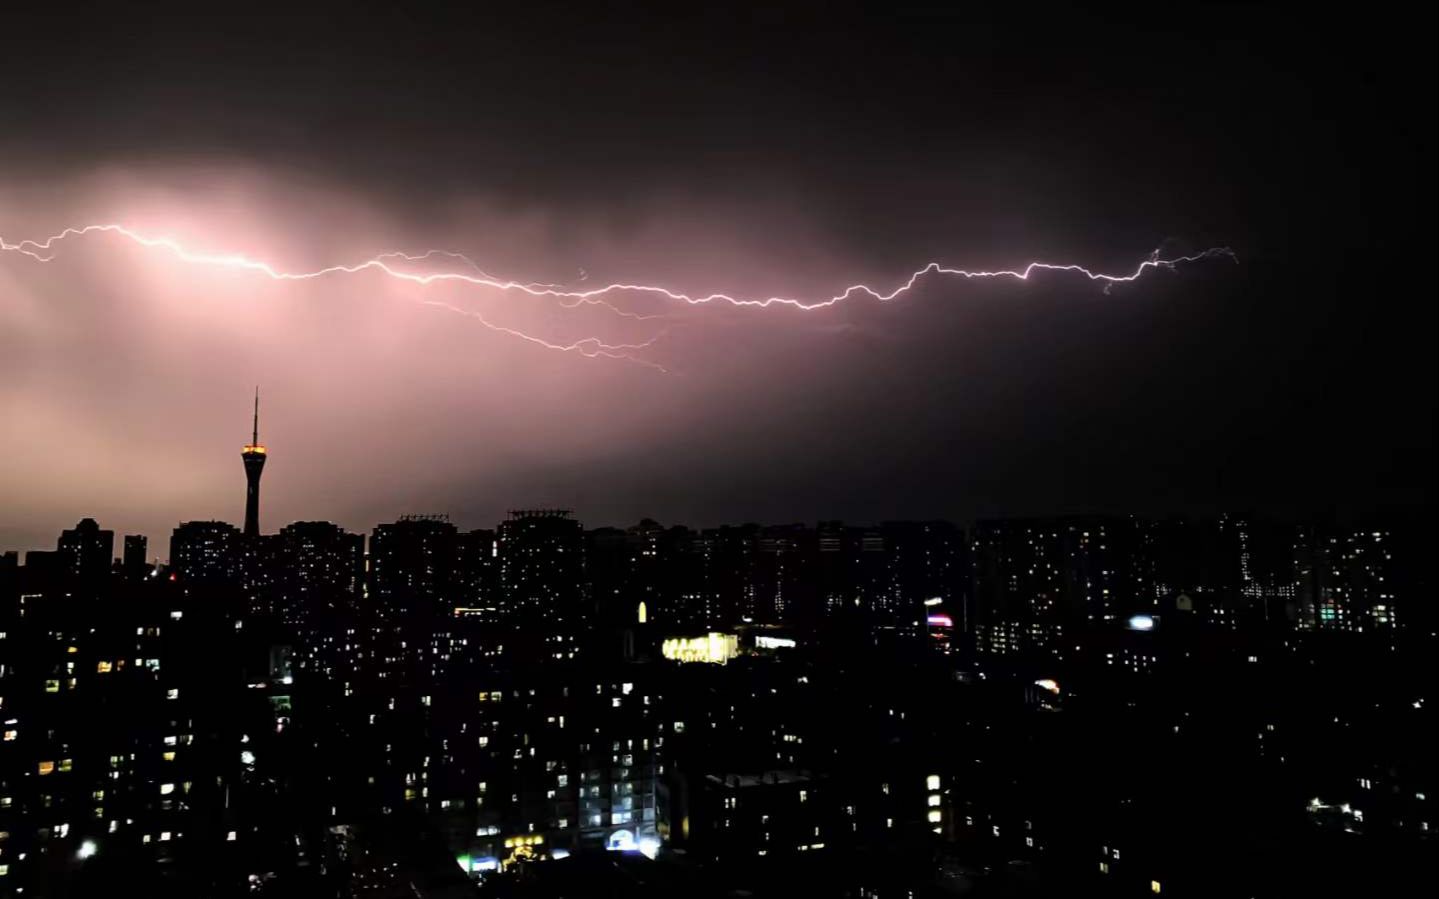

{"left": 241, "top": 387, "right": 267, "bottom": 537}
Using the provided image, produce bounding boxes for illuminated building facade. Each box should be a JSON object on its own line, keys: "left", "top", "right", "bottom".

{"left": 661, "top": 633, "right": 739, "bottom": 664}
{"left": 369, "top": 515, "right": 458, "bottom": 621}
{"left": 169, "top": 520, "right": 242, "bottom": 584}
{"left": 455, "top": 527, "right": 498, "bottom": 619}
{"left": 0, "top": 546, "right": 299, "bottom": 895}
{"left": 308, "top": 663, "right": 662, "bottom": 873}
{"left": 270, "top": 521, "right": 364, "bottom": 629}
{"left": 1307, "top": 529, "right": 1401, "bottom": 634}
{"left": 971, "top": 517, "right": 1153, "bottom": 658}
{"left": 498, "top": 510, "right": 586, "bottom": 627}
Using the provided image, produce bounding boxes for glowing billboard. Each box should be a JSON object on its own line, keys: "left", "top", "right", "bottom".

{"left": 662, "top": 633, "right": 738, "bottom": 664}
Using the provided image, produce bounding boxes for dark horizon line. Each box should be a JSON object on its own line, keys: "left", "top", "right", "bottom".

{"left": 5, "top": 504, "right": 1434, "bottom": 558}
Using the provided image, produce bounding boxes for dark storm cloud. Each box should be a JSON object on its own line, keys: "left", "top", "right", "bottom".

{"left": 1, "top": 5, "right": 1433, "bottom": 551}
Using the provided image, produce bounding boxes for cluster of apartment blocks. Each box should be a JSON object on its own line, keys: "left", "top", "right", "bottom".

{"left": 0, "top": 509, "right": 1424, "bottom": 892}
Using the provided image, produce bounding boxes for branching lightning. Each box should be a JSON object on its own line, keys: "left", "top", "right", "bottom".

{"left": 2, "top": 222, "right": 1234, "bottom": 370}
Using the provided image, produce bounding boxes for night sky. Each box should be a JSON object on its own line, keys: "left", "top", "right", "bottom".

{"left": 1, "top": 5, "right": 1434, "bottom": 551}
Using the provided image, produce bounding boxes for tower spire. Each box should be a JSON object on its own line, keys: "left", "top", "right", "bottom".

{"left": 241, "top": 387, "right": 267, "bottom": 538}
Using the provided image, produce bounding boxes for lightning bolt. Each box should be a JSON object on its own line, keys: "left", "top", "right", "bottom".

{"left": 2, "top": 222, "right": 1234, "bottom": 369}
{"left": 2, "top": 224, "right": 670, "bottom": 368}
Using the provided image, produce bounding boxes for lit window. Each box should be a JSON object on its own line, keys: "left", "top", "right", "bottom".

{"left": 160, "top": 783, "right": 175, "bottom": 795}
{"left": 1151, "top": 881, "right": 1162, "bottom": 894}
{"left": 926, "top": 775, "right": 941, "bottom": 791}
{"left": 928, "top": 810, "right": 942, "bottom": 823}
{"left": 928, "top": 794, "right": 942, "bottom": 807}
{"left": 38, "top": 760, "right": 55, "bottom": 776}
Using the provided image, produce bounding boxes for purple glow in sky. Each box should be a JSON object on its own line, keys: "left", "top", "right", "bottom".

{"left": 2, "top": 7, "right": 1431, "bottom": 552}
{"left": 0, "top": 166, "right": 1233, "bottom": 551}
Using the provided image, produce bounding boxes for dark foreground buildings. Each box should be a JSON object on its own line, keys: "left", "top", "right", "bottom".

{"left": 0, "top": 426, "right": 1432, "bottom": 897}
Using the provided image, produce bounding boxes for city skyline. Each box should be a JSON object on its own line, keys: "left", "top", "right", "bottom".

{"left": 4, "top": 435, "right": 1429, "bottom": 896}
{"left": 14, "top": 485, "right": 1423, "bottom": 641}
{"left": 2, "top": 382, "right": 1430, "bottom": 556}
